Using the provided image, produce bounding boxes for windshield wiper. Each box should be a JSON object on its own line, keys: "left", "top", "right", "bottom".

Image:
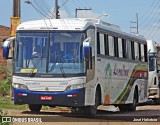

{"left": 59, "top": 62, "right": 66, "bottom": 77}
{"left": 29, "top": 57, "right": 41, "bottom": 77}
{"left": 48, "top": 56, "right": 59, "bottom": 72}
{"left": 49, "top": 55, "right": 66, "bottom": 77}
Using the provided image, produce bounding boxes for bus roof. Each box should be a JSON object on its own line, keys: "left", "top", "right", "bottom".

{"left": 17, "top": 18, "right": 146, "bottom": 42}
{"left": 17, "top": 18, "right": 121, "bottom": 31}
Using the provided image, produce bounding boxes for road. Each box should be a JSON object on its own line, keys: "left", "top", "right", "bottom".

{"left": 2, "top": 105, "right": 160, "bottom": 125}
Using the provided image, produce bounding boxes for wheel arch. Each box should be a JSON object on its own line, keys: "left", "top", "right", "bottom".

{"left": 96, "top": 84, "right": 102, "bottom": 105}
{"left": 135, "top": 85, "right": 139, "bottom": 103}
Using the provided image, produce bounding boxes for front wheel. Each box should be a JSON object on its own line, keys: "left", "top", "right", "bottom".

{"left": 85, "top": 89, "right": 100, "bottom": 115}
{"left": 29, "top": 104, "right": 42, "bottom": 112}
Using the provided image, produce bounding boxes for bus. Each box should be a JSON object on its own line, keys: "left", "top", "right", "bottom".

{"left": 3, "top": 18, "right": 148, "bottom": 115}
{"left": 147, "top": 40, "right": 160, "bottom": 102}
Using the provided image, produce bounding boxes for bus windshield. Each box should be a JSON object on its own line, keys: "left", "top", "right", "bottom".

{"left": 15, "top": 32, "right": 86, "bottom": 75}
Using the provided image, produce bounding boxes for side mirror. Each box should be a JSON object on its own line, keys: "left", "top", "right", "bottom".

{"left": 83, "top": 37, "right": 92, "bottom": 69}
{"left": 3, "top": 37, "right": 15, "bottom": 59}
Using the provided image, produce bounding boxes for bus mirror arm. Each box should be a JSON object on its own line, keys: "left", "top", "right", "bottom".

{"left": 83, "top": 38, "right": 92, "bottom": 69}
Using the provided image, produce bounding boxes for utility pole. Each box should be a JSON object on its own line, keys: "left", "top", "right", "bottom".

{"left": 130, "top": 13, "right": 139, "bottom": 35}
{"left": 136, "top": 13, "right": 139, "bottom": 34}
{"left": 10, "top": 0, "right": 21, "bottom": 99}
{"left": 75, "top": 8, "right": 92, "bottom": 18}
{"left": 13, "top": 0, "right": 21, "bottom": 17}
{"left": 55, "top": 0, "right": 59, "bottom": 19}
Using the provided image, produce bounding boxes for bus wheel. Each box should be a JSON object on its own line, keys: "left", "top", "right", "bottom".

{"left": 29, "top": 104, "right": 42, "bottom": 112}
{"left": 118, "top": 105, "right": 128, "bottom": 111}
{"left": 71, "top": 107, "right": 85, "bottom": 114}
{"left": 85, "top": 89, "right": 100, "bottom": 115}
{"left": 128, "top": 89, "right": 138, "bottom": 111}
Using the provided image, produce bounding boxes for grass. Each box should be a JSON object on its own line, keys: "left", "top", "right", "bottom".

{"left": 0, "top": 96, "right": 26, "bottom": 111}
{"left": 0, "top": 80, "right": 10, "bottom": 96}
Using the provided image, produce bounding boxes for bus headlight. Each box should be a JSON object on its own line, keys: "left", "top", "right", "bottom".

{"left": 65, "top": 83, "right": 85, "bottom": 91}
{"left": 13, "top": 83, "right": 28, "bottom": 90}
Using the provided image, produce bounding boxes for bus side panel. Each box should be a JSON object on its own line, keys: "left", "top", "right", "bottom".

{"left": 96, "top": 56, "right": 148, "bottom": 105}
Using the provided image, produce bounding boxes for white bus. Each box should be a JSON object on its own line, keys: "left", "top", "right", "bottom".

{"left": 3, "top": 18, "right": 148, "bottom": 115}
{"left": 147, "top": 40, "right": 159, "bottom": 102}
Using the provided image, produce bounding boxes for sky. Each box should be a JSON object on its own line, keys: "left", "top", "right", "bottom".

{"left": 0, "top": 0, "right": 159, "bottom": 42}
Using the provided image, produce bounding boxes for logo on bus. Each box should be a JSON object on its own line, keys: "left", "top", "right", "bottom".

{"left": 105, "top": 63, "right": 129, "bottom": 77}
{"left": 26, "top": 82, "right": 41, "bottom": 86}
{"left": 113, "top": 64, "right": 129, "bottom": 76}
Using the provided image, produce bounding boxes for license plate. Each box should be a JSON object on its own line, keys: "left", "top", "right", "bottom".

{"left": 40, "top": 96, "right": 52, "bottom": 101}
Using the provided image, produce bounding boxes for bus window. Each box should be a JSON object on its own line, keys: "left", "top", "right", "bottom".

{"left": 141, "top": 44, "right": 145, "bottom": 62}
{"left": 114, "top": 37, "right": 119, "bottom": 57}
{"left": 139, "top": 43, "right": 141, "bottom": 61}
{"left": 100, "top": 33, "right": 105, "bottom": 55}
{"left": 127, "top": 40, "right": 132, "bottom": 59}
{"left": 97, "top": 32, "right": 100, "bottom": 54}
{"left": 104, "top": 34, "right": 109, "bottom": 56}
{"left": 131, "top": 41, "right": 135, "bottom": 60}
{"left": 122, "top": 39, "right": 126, "bottom": 58}
{"left": 149, "top": 56, "right": 156, "bottom": 71}
{"left": 134, "top": 42, "right": 139, "bottom": 61}
{"left": 108, "top": 36, "right": 114, "bottom": 56}
{"left": 118, "top": 38, "right": 123, "bottom": 58}
{"left": 144, "top": 44, "right": 148, "bottom": 62}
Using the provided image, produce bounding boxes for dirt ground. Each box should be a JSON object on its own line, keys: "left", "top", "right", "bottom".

{"left": 1, "top": 105, "right": 160, "bottom": 125}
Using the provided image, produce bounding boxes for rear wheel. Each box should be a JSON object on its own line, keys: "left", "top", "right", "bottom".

{"left": 29, "top": 104, "right": 42, "bottom": 112}
{"left": 118, "top": 105, "right": 128, "bottom": 111}
{"left": 128, "top": 89, "right": 138, "bottom": 111}
{"left": 118, "top": 89, "right": 138, "bottom": 112}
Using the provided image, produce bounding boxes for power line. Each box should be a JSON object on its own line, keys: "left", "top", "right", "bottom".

{"left": 139, "top": 0, "right": 157, "bottom": 21}
{"left": 25, "top": 0, "right": 54, "bottom": 28}
{"left": 25, "top": 1, "right": 48, "bottom": 25}
{"left": 139, "top": 0, "right": 160, "bottom": 27}
{"left": 39, "top": 0, "right": 55, "bottom": 18}
{"left": 60, "top": 0, "right": 73, "bottom": 18}
{"left": 140, "top": 7, "right": 160, "bottom": 36}
{"left": 59, "top": 0, "right": 69, "bottom": 8}
{"left": 150, "top": 25, "right": 160, "bottom": 39}
{"left": 146, "top": 13, "right": 160, "bottom": 38}
{"left": 139, "top": 1, "right": 160, "bottom": 33}
{"left": 33, "top": 0, "right": 53, "bottom": 18}
{"left": 28, "top": 1, "right": 49, "bottom": 18}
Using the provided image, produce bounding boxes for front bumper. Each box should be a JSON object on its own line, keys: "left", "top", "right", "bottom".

{"left": 14, "top": 88, "right": 85, "bottom": 107}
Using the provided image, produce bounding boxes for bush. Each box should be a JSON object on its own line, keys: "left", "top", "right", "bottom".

{"left": 0, "top": 65, "right": 11, "bottom": 80}
{"left": 0, "top": 64, "right": 11, "bottom": 97}
{"left": 0, "top": 80, "right": 11, "bottom": 97}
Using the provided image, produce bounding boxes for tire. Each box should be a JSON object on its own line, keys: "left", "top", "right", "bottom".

{"left": 71, "top": 107, "right": 85, "bottom": 114}
{"left": 128, "top": 89, "right": 138, "bottom": 111}
{"left": 118, "top": 105, "right": 129, "bottom": 111}
{"left": 85, "top": 89, "right": 100, "bottom": 115}
{"left": 29, "top": 104, "right": 42, "bottom": 112}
